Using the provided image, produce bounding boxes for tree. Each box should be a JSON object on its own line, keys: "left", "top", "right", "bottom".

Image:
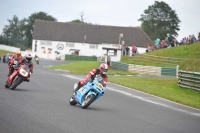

{"left": 138, "top": 1, "right": 181, "bottom": 41}
{"left": 2, "top": 15, "right": 25, "bottom": 46}
{"left": 24, "top": 12, "right": 57, "bottom": 49}
{"left": 70, "top": 19, "right": 85, "bottom": 23}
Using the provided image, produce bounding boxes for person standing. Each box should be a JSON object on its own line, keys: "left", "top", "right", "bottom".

{"left": 131, "top": 45, "right": 137, "bottom": 56}
{"left": 125, "top": 45, "right": 130, "bottom": 56}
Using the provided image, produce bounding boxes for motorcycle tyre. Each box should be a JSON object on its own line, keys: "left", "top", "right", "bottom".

{"left": 5, "top": 81, "right": 9, "bottom": 88}
{"left": 82, "top": 94, "right": 95, "bottom": 109}
{"left": 10, "top": 76, "right": 23, "bottom": 90}
{"left": 69, "top": 96, "right": 77, "bottom": 105}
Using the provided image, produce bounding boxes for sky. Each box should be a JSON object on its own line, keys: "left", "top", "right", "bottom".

{"left": 0, "top": 0, "right": 200, "bottom": 41}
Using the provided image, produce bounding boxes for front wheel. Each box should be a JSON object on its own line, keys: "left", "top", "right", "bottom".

{"left": 82, "top": 94, "right": 96, "bottom": 109}
{"left": 69, "top": 96, "right": 77, "bottom": 105}
{"left": 10, "top": 76, "right": 24, "bottom": 90}
{"left": 5, "top": 80, "right": 9, "bottom": 88}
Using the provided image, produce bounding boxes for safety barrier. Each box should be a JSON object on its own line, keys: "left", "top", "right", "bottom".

{"left": 111, "top": 62, "right": 129, "bottom": 71}
{"left": 111, "top": 61, "right": 177, "bottom": 76}
{"left": 178, "top": 70, "right": 200, "bottom": 91}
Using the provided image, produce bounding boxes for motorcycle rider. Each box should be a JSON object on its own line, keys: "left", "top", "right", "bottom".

{"left": 11, "top": 51, "right": 23, "bottom": 60}
{"left": 73, "top": 63, "right": 108, "bottom": 98}
{"left": 8, "top": 51, "right": 23, "bottom": 76}
{"left": 13, "top": 53, "right": 34, "bottom": 82}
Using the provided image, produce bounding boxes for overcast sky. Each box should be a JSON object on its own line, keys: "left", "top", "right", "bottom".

{"left": 0, "top": 0, "right": 199, "bottom": 41}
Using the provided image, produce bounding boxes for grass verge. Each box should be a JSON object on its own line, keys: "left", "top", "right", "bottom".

{"left": 50, "top": 61, "right": 135, "bottom": 75}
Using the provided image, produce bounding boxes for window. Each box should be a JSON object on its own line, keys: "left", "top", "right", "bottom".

{"left": 89, "top": 44, "right": 98, "bottom": 49}
{"left": 40, "top": 41, "right": 52, "bottom": 46}
{"left": 66, "top": 42, "right": 74, "bottom": 47}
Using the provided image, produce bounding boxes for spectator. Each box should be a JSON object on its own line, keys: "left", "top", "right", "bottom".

{"left": 198, "top": 32, "right": 200, "bottom": 42}
{"left": 125, "top": 45, "right": 130, "bottom": 56}
{"left": 154, "top": 38, "right": 160, "bottom": 50}
{"left": 171, "top": 40, "right": 175, "bottom": 47}
{"left": 132, "top": 45, "right": 137, "bottom": 56}
{"left": 174, "top": 39, "right": 179, "bottom": 46}
{"left": 161, "top": 40, "right": 166, "bottom": 48}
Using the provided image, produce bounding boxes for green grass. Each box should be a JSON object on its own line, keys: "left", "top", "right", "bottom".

{"left": 121, "top": 56, "right": 176, "bottom": 68}
{"left": 50, "top": 61, "right": 135, "bottom": 75}
{"left": 109, "top": 77, "right": 200, "bottom": 109}
{"left": 121, "top": 43, "right": 200, "bottom": 71}
{"left": 0, "top": 50, "right": 14, "bottom": 56}
{"left": 147, "top": 43, "right": 200, "bottom": 59}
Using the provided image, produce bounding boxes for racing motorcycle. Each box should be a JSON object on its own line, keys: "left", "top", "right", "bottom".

{"left": 5, "top": 63, "right": 31, "bottom": 90}
{"left": 35, "top": 57, "right": 39, "bottom": 64}
{"left": 69, "top": 74, "right": 106, "bottom": 109}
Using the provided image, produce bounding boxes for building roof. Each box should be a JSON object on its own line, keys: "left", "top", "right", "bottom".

{"left": 33, "top": 20, "right": 154, "bottom": 47}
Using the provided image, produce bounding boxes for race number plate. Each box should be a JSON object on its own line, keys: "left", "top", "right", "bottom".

{"left": 97, "top": 83, "right": 103, "bottom": 90}
{"left": 22, "top": 70, "right": 26, "bottom": 75}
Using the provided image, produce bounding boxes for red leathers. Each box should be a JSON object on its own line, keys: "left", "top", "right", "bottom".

{"left": 79, "top": 68, "right": 108, "bottom": 87}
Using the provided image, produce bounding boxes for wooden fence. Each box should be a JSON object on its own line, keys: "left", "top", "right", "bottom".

{"left": 178, "top": 70, "right": 200, "bottom": 91}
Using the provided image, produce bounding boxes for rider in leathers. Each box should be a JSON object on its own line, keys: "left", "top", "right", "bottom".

{"left": 73, "top": 63, "right": 108, "bottom": 97}
{"left": 8, "top": 51, "right": 23, "bottom": 76}
{"left": 13, "top": 54, "right": 34, "bottom": 82}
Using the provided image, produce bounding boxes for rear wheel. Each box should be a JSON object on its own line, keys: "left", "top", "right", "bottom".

{"left": 82, "top": 94, "right": 96, "bottom": 109}
{"left": 10, "top": 76, "right": 23, "bottom": 90}
{"left": 69, "top": 96, "right": 77, "bottom": 105}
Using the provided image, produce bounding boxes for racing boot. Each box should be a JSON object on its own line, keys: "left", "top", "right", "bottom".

{"left": 7, "top": 71, "right": 11, "bottom": 77}
{"left": 72, "top": 83, "right": 80, "bottom": 99}
{"left": 24, "top": 78, "right": 30, "bottom": 82}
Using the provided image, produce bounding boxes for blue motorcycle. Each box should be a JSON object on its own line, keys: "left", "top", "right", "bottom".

{"left": 69, "top": 75, "right": 106, "bottom": 109}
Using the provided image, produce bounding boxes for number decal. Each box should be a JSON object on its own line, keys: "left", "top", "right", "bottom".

{"left": 22, "top": 70, "right": 26, "bottom": 75}
{"left": 97, "top": 83, "right": 103, "bottom": 90}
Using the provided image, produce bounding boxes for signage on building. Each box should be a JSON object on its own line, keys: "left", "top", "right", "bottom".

{"left": 57, "top": 43, "right": 64, "bottom": 50}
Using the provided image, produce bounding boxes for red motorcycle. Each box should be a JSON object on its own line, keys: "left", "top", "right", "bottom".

{"left": 5, "top": 64, "right": 31, "bottom": 90}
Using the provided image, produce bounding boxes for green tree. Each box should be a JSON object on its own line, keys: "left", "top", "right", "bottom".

{"left": 24, "top": 11, "right": 57, "bottom": 49}
{"left": 138, "top": 1, "right": 181, "bottom": 41}
{"left": 2, "top": 15, "right": 25, "bottom": 46}
{"left": 70, "top": 19, "right": 85, "bottom": 23}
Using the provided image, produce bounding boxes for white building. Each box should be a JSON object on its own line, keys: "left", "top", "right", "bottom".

{"left": 32, "top": 20, "right": 154, "bottom": 61}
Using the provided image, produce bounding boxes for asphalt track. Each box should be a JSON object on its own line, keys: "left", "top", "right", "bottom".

{"left": 0, "top": 59, "right": 200, "bottom": 133}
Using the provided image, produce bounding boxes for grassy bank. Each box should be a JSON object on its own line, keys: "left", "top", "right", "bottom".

{"left": 121, "top": 43, "right": 200, "bottom": 72}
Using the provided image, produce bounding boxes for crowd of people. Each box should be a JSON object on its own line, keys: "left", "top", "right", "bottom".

{"left": 121, "top": 32, "right": 200, "bottom": 56}
{"left": 146, "top": 32, "right": 200, "bottom": 52}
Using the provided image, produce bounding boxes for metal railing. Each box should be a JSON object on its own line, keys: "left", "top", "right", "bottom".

{"left": 178, "top": 70, "right": 200, "bottom": 91}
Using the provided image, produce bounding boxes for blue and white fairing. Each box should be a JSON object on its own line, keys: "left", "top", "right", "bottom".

{"left": 75, "top": 74, "right": 106, "bottom": 105}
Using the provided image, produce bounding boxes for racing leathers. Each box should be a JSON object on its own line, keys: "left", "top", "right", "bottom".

{"left": 74, "top": 68, "right": 108, "bottom": 93}
{"left": 8, "top": 54, "right": 23, "bottom": 75}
